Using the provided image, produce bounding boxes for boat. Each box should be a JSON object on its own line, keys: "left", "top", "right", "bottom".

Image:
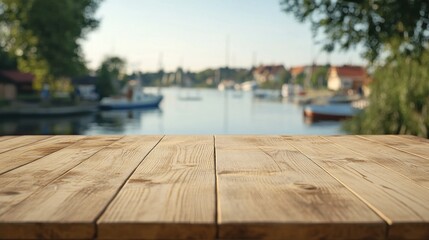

{"left": 328, "top": 94, "right": 361, "bottom": 104}
{"left": 303, "top": 103, "right": 360, "bottom": 121}
{"left": 253, "top": 89, "right": 281, "bottom": 100}
{"left": 100, "top": 80, "right": 163, "bottom": 110}
{"left": 217, "top": 80, "right": 235, "bottom": 91}
{"left": 281, "top": 83, "right": 304, "bottom": 98}
{"left": 241, "top": 80, "right": 258, "bottom": 91}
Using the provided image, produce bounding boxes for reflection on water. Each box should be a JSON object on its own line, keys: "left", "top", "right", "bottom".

{"left": 92, "top": 108, "right": 163, "bottom": 134}
{"left": 0, "top": 114, "right": 96, "bottom": 135}
{"left": 0, "top": 88, "right": 344, "bottom": 135}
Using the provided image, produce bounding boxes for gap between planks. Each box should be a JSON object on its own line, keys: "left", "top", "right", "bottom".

{"left": 0, "top": 135, "right": 163, "bottom": 240}
{"left": 358, "top": 135, "right": 429, "bottom": 160}
{"left": 92, "top": 135, "right": 165, "bottom": 239}
{"left": 321, "top": 136, "right": 429, "bottom": 190}
{"left": 97, "top": 136, "right": 216, "bottom": 240}
{"left": 287, "top": 136, "right": 429, "bottom": 240}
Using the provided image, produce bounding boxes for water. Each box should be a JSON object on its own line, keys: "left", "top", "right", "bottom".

{"left": 0, "top": 88, "right": 344, "bottom": 135}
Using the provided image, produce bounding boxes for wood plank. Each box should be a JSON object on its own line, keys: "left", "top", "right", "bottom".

{"left": 0, "top": 135, "right": 122, "bottom": 216}
{"left": 0, "top": 135, "right": 51, "bottom": 154}
{"left": 399, "top": 135, "right": 429, "bottom": 143}
{"left": 287, "top": 136, "right": 429, "bottom": 240}
{"left": 0, "top": 136, "right": 16, "bottom": 143}
{"left": 0, "top": 135, "right": 162, "bottom": 240}
{"left": 362, "top": 135, "right": 429, "bottom": 160}
{"left": 0, "top": 135, "right": 84, "bottom": 174}
{"left": 216, "top": 135, "right": 385, "bottom": 240}
{"left": 324, "top": 135, "right": 429, "bottom": 189}
{"left": 98, "top": 135, "right": 216, "bottom": 240}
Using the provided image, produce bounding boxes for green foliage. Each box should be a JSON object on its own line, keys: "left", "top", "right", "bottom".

{"left": 295, "top": 72, "right": 306, "bottom": 86}
{"left": 259, "top": 80, "right": 282, "bottom": 90}
{"left": 0, "top": 98, "right": 10, "bottom": 107}
{"left": 279, "top": 69, "right": 292, "bottom": 84}
{"left": 140, "top": 72, "right": 161, "bottom": 86}
{"left": 310, "top": 65, "right": 329, "bottom": 89}
{"left": 16, "top": 93, "right": 40, "bottom": 103}
{"left": 282, "top": 0, "right": 429, "bottom": 137}
{"left": 344, "top": 54, "right": 429, "bottom": 138}
{"left": 194, "top": 69, "right": 215, "bottom": 87}
{"left": 96, "top": 56, "right": 126, "bottom": 98}
{"left": 0, "top": 47, "right": 17, "bottom": 69}
{"left": 280, "top": 0, "right": 429, "bottom": 62}
{"left": 0, "top": 0, "right": 101, "bottom": 89}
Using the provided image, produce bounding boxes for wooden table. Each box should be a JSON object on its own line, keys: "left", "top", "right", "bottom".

{"left": 0, "top": 135, "right": 428, "bottom": 240}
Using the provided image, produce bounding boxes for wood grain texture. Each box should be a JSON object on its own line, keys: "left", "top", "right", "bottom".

{"left": 324, "top": 135, "right": 429, "bottom": 189}
{"left": 0, "top": 135, "right": 51, "bottom": 154}
{"left": 0, "top": 136, "right": 15, "bottom": 142}
{"left": 362, "top": 135, "right": 429, "bottom": 160}
{"left": 216, "top": 135, "right": 385, "bottom": 240}
{"left": 0, "top": 135, "right": 84, "bottom": 174}
{"left": 286, "top": 136, "right": 429, "bottom": 240}
{"left": 0, "top": 136, "right": 122, "bottom": 216}
{"left": 0, "top": 135, "right": 162, "bottom": 240}
{"left": 98, "top": 135, "right": 216, "bottom": 240}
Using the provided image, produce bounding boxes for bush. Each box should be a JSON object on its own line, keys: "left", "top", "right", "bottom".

{"left": 0, "top": 99, "right": 11, "bottom": 107}
{"left": 344, "top": 54, "right": 429, "bottom": 138}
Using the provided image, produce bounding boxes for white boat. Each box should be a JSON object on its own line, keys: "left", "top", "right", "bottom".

{"left": 281, "top": 83, "right": 304, "bottom": 97}
{"left": 218, "top": 80, "right": 235, "bottom": 91}
{"left": 100, "top": 81, "right": 163, "bottom": 110}
{"left": 303, "top": 103, "right": 360, "bottom": 121}
{"left": 241, "top": 80, "right": 258, "bottom": 91}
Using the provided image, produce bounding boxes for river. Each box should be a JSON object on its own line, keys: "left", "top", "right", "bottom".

{"left": 0, "top": 88, "right": 344, "bottom": 135}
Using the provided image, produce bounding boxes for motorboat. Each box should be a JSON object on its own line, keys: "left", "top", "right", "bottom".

{"left": 303, "top": 103, "right": 360, "bottom": 121}
{"left": 100, "top": 80, "right": 163, "bottom": 110}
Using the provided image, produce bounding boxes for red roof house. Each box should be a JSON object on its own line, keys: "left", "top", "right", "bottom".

{"left": 327, "top": 65, "right": 368, "bottom": 91}
{"left": 0, "top": 70, "right": 35, "bottom": 100}
{"left": 252, "top": 65, "right": 286, "bottom": 83}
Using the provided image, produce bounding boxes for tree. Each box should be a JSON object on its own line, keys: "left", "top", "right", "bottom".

{"left": 0, "top": 47, "right": 17, "bottom": 70}
{"left": 279, "top": 69, "right": 292, "bottom": 85}
{"left": 344, "top": 53, "right": 429, "bottom": 137}
{"left": 281, "top": 1, "right": 429, "bottom": 62}
{"left": 96, "top": 56, "right": 126, "bottom": 98}
{"left": 310, "top": 65, "right": 329, "bottom": 89}
{"left": 281, "top": 0, "right": 429, "bottom": 137}
{"left": 0, "top": 0, "right": 101, "bottom": 89}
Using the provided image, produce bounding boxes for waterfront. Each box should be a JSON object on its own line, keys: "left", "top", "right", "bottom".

{"left": 0, "top": 88, "right": 343, "bottom": 135}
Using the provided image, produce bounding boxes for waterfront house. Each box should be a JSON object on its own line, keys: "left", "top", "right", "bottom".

{"left": 72, "top": 75, "right": 99, "bottom": 100}
{"left": 252, "top": 65, "right": 286, "bottom": 84}
{"left": 0, "top": 70, "right": 34, "bottom": 100}
{"left": 327, "top": 65, "right": 368, "bottom": 91}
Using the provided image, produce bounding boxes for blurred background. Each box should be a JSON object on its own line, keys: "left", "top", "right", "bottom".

{"left": 0, "top": 0, "right": 427, "bottom": 137}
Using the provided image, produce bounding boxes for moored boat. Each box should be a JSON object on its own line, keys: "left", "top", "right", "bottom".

{"left": 303, "top": 103, "right": 360, "bottom": 121}
{"left": 100, "top": 80, "right": 163, "bottom": 110}
{"left": 100, "top": 95, "right": 163, "bottom": 110}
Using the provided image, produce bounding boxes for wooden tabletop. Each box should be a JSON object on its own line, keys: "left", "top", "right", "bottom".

{"left": 0, "top": 135, "right": 428, "bottom": 240}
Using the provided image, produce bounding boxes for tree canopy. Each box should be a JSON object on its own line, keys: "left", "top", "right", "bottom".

{"left": 96, "top": 56, "right": 126, "bottom": 98}
{"left": 281, "top": 0, "right": 429, "bottom": 62}
{"left": 0, "top": 0, "right": 101, "bottom": 88}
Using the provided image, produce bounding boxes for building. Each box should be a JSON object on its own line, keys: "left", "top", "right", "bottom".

{"left": 0, "top": 70, "right": 34, "bottom": 100}
{"left": 252, "top": 65, "right": 286, "bottom": 84}
{"left": 289, "top": 65, "right": 328, "bottom": 88}
{"left": 290, "top": 66, "right": 307, "bottom": 79}
{"left": 72, "top": 75, "right": 99, "bottom": 100}
{"left": 327, "top": 65, "right": 368, "bottom": 91}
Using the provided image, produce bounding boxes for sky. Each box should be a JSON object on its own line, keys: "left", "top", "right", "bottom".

{"left": 82, "top": 0, "right": 366, "bottom": 73}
